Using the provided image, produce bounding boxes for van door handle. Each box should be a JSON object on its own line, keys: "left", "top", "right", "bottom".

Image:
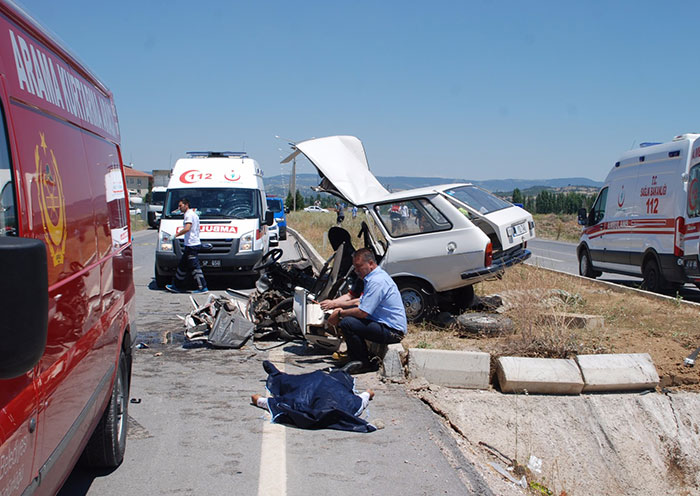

{"left": 447, "top": 242, "right": 457, "bottom": 254}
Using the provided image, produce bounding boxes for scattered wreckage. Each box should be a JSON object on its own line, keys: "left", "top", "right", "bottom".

{"left": 180, "top": 228, "right": 354, "bottom": 351}
{"left": 177, "top": 135, "right": 537, "bottom": 349}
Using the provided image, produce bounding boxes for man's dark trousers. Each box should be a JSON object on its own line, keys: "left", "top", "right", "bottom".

{"left": 339, "top": 316, "right": 403, "bottom": 366}
{"left": 173, "top": 245, "right": 206, "bottom": 290}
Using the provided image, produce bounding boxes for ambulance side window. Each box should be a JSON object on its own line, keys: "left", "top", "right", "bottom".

{"left": 688, "top": 165, "right": 700, "bottom": 218}
{"left": 589, "top": 187, "right": 608, "bottom": 225}
{"left": 0, "top": 104, "right": 17, "bottom": 236}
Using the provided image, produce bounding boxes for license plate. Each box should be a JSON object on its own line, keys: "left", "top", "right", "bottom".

{"left": 202, "top": 259, "right": 221, "bottom": 267}
{"left": 512, "top": 222, "right": 527, "bottom": 236}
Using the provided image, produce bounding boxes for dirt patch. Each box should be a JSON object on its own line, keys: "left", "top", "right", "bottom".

{"left": 404, "top": 264, "right": 700, "bottom": 390}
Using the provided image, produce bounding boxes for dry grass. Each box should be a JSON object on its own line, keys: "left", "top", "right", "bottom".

{"left": 287, "top": 210, "right": 365, "bottom": 258}
{"left": 532, "top": 213, "right": 581, "bottom": 243}
{"left": 289, "top": 212, "right": 700, "bottom": 389}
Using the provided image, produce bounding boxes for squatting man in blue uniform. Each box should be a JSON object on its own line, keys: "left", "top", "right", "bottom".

{"left": 321, "top": 248, "right": 407, "bottom": 373}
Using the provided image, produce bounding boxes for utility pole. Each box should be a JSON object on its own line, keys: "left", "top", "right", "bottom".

{"left": 291, "top": 155, "right": 296, "bottom": 211}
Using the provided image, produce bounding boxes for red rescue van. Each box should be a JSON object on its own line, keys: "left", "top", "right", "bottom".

{"left": 0, "top": 2, "right": 135, "bottom": 495}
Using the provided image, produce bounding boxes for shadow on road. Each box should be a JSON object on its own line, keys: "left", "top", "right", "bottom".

{"left": 58, "top": 466, "right": 116, "bottom": 496}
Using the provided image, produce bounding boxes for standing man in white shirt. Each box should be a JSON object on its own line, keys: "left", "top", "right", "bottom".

{"left": 166, "top": 198, "right": 208, "bottom": 294}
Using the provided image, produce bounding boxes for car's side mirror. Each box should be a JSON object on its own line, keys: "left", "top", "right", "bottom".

{"left": 265, "top": 210, "right": 274, "bottom": 226}
{"left": 284, "top": 207, "right": 290, "bottom": 214}
{"left": 0, "top": 237, "right": 48, "bottom": 379}
{"left": 577, "top": 207, "right": 588, "bottom": 226}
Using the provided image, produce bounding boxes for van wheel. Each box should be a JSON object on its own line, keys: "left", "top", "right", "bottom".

{"left": 155, "top": 264, "right": 167, "bottom": 288}
{"left": 81, "top": 351, "right": 129, "bottom": 468}
{"left": 641, "top": 258, "right": 663, "bottom": 292}
{"left": 398, "top": 281, "right": 434, "bottom": 323}
{"left": 578, "top": 249, "right": 599, "bottom": 278}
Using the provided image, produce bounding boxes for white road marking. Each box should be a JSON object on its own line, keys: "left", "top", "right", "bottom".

{"left": 257, "top": 349, "right": 286, "bottom": 496}
{"left": 531, "top": 255, "right": 563, "bottom": 263}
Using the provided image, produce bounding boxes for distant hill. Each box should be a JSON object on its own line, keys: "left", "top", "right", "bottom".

{"left": 264, "top": 173, "right": 603, "bottom": 198}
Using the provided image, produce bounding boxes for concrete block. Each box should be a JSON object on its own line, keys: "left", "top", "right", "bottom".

{"left": 497, "top": 357, "right": 584, "bottom": 395}
{"left": 536, "top": 312, "right": 604, "bottom": 329}
{"left": 576, "top": 353, "right": 659, "bottom": 392}
{"left": 381, "top": 343, "right": 406, "bottom": 378}
{"left": 408, "top": 349, "right": 490, "bottom": 389}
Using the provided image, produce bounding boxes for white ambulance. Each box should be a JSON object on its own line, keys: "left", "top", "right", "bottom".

{"left": 155, "top": 151, "right": 273, "bottom": 287}
{"left": 577, "top": 134, "right": 700, "bottom": 292}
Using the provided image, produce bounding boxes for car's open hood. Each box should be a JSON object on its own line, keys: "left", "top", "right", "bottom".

{"left": 282, "top": 136, "right": 389, "bottom": 206}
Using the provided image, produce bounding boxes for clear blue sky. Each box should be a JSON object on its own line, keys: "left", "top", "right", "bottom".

{"left": 18, "top": 0, "right": 700, "bottom": 182}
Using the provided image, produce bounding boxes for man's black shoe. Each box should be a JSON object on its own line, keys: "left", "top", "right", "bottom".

{"left": 337, "top": 361, "right": 364, "bottom": 374}
{"left": 262, "top": 360, "right": 280, "bottom": 376}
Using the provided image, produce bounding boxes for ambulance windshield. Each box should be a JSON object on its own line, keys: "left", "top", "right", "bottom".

{"left": 163, "top": 188, "right": 261, "bottom": 220}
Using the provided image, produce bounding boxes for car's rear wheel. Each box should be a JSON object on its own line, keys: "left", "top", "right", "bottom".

{"left": 81, "top": 350, "right": 129, "bottom": 468}
{"left": 397, "top": 280, "right": 434, "bottom": 323}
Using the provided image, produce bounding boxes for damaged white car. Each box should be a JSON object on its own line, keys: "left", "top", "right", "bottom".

{"left": 283, "top": 135, "right": 536, "bottom": 321}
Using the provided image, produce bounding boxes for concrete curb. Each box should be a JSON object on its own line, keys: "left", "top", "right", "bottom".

{"left": 496, "top": 356, "right": 584, "bottom": 394}
{"left": 576, "top": 353, "right": 660, "bottom": 392}
{"left": 408, "top": 348, "right": 490, "bottom": 389}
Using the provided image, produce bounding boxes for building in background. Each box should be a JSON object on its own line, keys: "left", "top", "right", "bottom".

{"left": 123, "top": 166, "right": 153, "bottom": 196}
{"left": 152, "top": 169, "right": 172, "bottom": 188}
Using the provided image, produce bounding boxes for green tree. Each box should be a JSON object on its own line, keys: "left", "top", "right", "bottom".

{"left": 294, "top": 189, "right": 305, "bottom": 210}
{"left": 285, "top": 191, "right": 294, "bottom": 211}
{"left": 512, "top": 188, "right": 523, "bottom": 204}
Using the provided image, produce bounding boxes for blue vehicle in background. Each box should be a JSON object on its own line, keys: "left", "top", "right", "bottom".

{"left": 266, "top": 196, "right": 287, "bottom": 240}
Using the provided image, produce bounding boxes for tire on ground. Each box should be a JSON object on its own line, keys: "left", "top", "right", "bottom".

{"left": 454, "top": 312, "right": 514, "bottom": 335}
{"left": 81, "top": 350, "right": 129, "bottom": 468}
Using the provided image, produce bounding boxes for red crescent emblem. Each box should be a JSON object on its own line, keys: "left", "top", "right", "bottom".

{"left": 179, "top": 170, "right": 199, "bottom": 184}
{"left": 224, "top": 170, "right": 241, "bottom": 182}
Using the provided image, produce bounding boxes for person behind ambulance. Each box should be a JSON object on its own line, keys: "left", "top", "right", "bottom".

{"left": 166, "top": 198, "right": 208, "bottom": 294}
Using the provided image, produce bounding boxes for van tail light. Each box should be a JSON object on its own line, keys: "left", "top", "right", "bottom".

{"left": 674, "top": 216, "right": 685, "bottom": 257}
{"left": 485, "top": 242, "right": 493, "bottom": 267}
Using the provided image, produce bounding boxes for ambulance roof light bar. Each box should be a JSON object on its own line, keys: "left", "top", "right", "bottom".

{"left": 186, "top": 151, "right": 248, "bottom": 158}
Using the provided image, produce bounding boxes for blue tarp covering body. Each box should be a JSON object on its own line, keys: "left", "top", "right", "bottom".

{"left": 263, "top": 361, "right": 376, "bottom": 433}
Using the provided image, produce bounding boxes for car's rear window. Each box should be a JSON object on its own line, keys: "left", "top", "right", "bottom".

{"left": 443, "top": 185, "right": 512, "bottom": 214}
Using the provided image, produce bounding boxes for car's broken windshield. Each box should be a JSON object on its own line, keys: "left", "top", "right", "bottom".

{"left": 444, "top": 186, "right": 512, "bottom": 214}
{"left": 163, "top": 188, "right": 261, "bottom": 220}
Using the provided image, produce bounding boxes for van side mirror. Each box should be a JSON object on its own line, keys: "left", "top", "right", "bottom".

{"left": 0, "top": 237, "right": 48, "bottom": 379}
{"left": 264, "top": 210, "right": 274, "bottom": 226}
{"left": 284, "top": 208, "right": 290, "bottom": 214}
{"left": 577, "top": 208, "right": 588, "bottom": 226}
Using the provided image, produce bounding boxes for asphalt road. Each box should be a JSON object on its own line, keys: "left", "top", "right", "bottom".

{"left": 59, "top": 229, "right": 493, "bottom": 496}
{"left": 527, "top": 237, "right": 700, "bottom": 303}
